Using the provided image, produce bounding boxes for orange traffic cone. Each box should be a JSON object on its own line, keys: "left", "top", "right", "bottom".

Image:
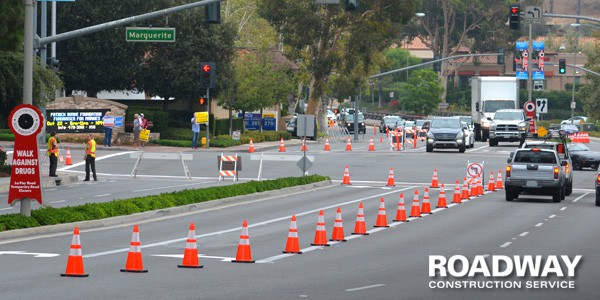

{"left": 61, "top": 227, "right": 88, "bottom": 277}
{"left": 283, "top": 215, "right": 302, "bottom": 254}
{"left": 487, "top": 172, "right": 496, "bottom": 192}
{"left": 380, "top": 136, "right": 383, "bottom": 143}
{"left": 386, "top": 167, "right": 395, "bottom": 187}
{"left": 301, "top": 138, "right": 308, "bottom": 152}
{"left": 311, "top": 210, "right": 329, "bottom": 246}
{"left": 330, "top": 208, "right": 347, "bottom": 242}
{"left": 121, "top": 225, "right": 148, "bottom": 273}
{"left": 324, "top": 136, "right": 331, "bottom": 151}
{"left": 496, "top": 170, "right": 504, "bottom": 189}
{"left": 374, "top": 197, "right": 389, "bottom": 227}
{"left": 452, "top": 180, "right": 462, "bottom": 204}
{"left": 470, "top": 178, "right": 478, "bottom": 196}
{"left": 65, "top": 147, "right": 73, "bottom": 165}
{"left": 248, "top": 138, "right": 255, "bottom": 153}
{"left": 232, "top": 220, "right": 255, "bottom": 263}
{"left": 461, "top": 177, "right": 470, "bottom": 200}
{"left": 178, "top": 223, "right": 203, "bottom": 268}
{"left": 478, "top": 177, "right": 484, "bottom": 196}
{"left": 368, "top": 137, "right": 375, "bottom": 151}
{"left": 342, "top": 165, "right": 351, "bottom": 185}
{"left": 409, "top": 190, "right": 421, "bottom": 218}
{"left": 436, "top": 184, "right": 448, "bottom": 208}
{"left": 352, "top": 202, "right": 369, "bottom": 235}
{"left": 345, "top": 136, "right": 352, "bottom": 151}
{"left": 430, "top": 169, "right": 439, "bottom": 188}
{"left": 279, "top": 138, "right": 286, "bottom": 152}
{"left": 393, "top": 193, "right": 408, "bottom": 222}
{"left": 421, "top": 187, "right": 432, "bottom": 214}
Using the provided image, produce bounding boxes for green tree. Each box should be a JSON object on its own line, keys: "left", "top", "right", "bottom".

{"left": 579, "top": 39, "right": 600, "bottom": 120}
{"left": 257, "top": 1, "right": 418, "bottom": 129}
{"left": 401, "top": 69, "right": 443, "bottom": 115}
{"left": 0, "top": 0, "right": 24, "bottom": 52}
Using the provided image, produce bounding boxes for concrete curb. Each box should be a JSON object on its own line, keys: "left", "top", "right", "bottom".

{"left": 0, "top": 180, "right": 333, "bottom": 241}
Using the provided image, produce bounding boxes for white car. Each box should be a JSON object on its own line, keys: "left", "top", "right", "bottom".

{"left": 561, "top": 116, "right": 588, "bottom": 125}
{"left": 457, "top": 116, "right": 475, "bottom": 148}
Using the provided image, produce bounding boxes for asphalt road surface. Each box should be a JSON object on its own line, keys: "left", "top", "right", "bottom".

{"left": 1, "top": 134, "right": 599, "bottom": 299}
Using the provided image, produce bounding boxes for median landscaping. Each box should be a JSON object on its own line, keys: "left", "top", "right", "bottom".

{"left": 0, "top": 175, "right": 330, "bottom": 232}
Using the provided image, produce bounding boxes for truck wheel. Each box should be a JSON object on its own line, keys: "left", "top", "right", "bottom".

{"left": 489, "top": 138, "right": 497, "bottom": 147}
{"left": 481, "top": 130, "right": 488, "bottom": 142}
{"left": 596, "top": 193, "right": 600, "bottom": 206}
{"left": 552, "top": 188, "right": 561, "bottom": 202}
{"left": 566, "top": 181, "right": 573, "bottom": 196}
{"left": 474, "top": 124, "right": 481, "bottom": 141}
{"left": 505, "top": 187, "right": 515, "bottom": 201}
{"left": 560, "top": 186, "right": 566, "bottom": 200}
{"left": 426, "top": 144, "right": 433, "bottom": 152}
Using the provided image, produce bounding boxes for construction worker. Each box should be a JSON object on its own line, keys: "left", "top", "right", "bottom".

{"left": 48, "top": 131, "right": 59, "bottom": 177}
{"left": 84, "top": 134, "right": 97, "bottom": 181}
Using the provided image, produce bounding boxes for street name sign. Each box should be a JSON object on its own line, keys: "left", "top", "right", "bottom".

{"left": 126, "top": 27, "right": 176, "bottom": 42}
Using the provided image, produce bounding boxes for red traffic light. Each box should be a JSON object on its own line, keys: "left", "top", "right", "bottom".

{"left": 511, "top": 7, "right": 519, "bottom": 14}
{"left": 202, "top": 64, "right": 211, "bottom": 73}
{"left": 199, "top": 97, "right": 206, "bottom": 105}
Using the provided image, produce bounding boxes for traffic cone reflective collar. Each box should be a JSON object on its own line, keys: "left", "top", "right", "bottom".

{"left": 421, "top": 187, "right": 432, "bottom": 214}
{"left": 65, "top": 147, "right": 73, "bottom": 165}
{"left": 342, "top": 165, "right": 351, "bottom": 185}
{"left": 311, "top": 210, "right": 329, "bottom": 246}
{"left": 232, "top": 220, "right": 255, "bottom": 263}
{"left": 394, "top": 193, "right": 408, "bottom": 222}
{"left": 324, "top": 137, "right": 331, "bottom": 151}
{"left": 374, "top": 197, "right": 389, "bottom": 227}
{"left": 386, "top": 167, "right": 395, "bottom": 187}
{"left": 61, "top": 227, "right": 89, "bottom": 277}
{"left": 279, "top": 138, "right": 286, "bottom": 152}
{"left": 496, "top": 170, "right": 504, "bottom": 189}
{"left": 179, "top": 223, "right": 203, "bottom": 268}
{"left": 430, "top": 169, "right": 439, "bottom": 188}
{"left": 283, "top": 215, "right": 302, "bottom": 254}
{"left": 352, "top": 202, "right": 369, "bottom": 235}
{"left": 248, "top": 138, "right": 255, "bottom": 153}
{"left": 409, "top": 190, "right": 422, "bottom": 218}
{"left": 121, "top": 225, "right": 148, "bottom": 273}
{"left": 330, "top": 208, "right": 347, "bottom": 242}
{"left": 436, "top": 184, "right": 448, "bottom": 208}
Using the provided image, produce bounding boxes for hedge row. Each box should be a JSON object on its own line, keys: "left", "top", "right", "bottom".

{"left": 0, "top": 175, "right": 330, "bottom": 232}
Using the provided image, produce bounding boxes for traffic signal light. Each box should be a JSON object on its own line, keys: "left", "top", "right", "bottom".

{"left": 200, "top": 62, "right": 215, "bottom": 88}
{"left": 497, "top": 49, "right": 505, "bottom": 65}
{"left": 205, "top": 2, "right": 221, "bottom": 24}
{"left": 509, "top": 4, "right": 520, "bottom": 30}
{"left": 199, "top": 96, "right": 208, "bottom": 111}
{"left": 559, "top": 59, "right": 566, "bottom": 74}
{"left": 346, "top": 0, "right": 359, "bottom": 11}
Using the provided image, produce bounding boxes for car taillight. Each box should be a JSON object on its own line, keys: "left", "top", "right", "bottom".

{"left": 554, "top": 166, "right": 559, "bottom": 179}
{"left": 506, "top": 165, "right": 511, "bottom": 177}
{"left": 597, "top": 174, "right": 600, "bottom": 185}
{"left": 565, "top": 163, "right": 570, "bottom": 173}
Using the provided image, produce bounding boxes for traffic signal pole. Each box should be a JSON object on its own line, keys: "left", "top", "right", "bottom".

{"left": 527, "top": 24, "right": 533, "bottom": 104}
{"left": 206, "top": 88, "right": 210, "bottom": 149}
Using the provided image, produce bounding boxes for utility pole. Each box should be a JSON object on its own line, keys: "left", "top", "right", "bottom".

{"left": 527, "top": 24, "right": 533, "bottom": 104}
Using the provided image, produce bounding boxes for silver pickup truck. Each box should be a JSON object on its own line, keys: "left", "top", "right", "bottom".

{"left": 505, "top": 148, "right": 567, "bottom": 202}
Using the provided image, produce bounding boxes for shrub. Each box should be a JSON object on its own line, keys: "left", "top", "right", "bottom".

{"left": 0, "top": 147, "right": 6, "bottom": 165}
{"left": 210, "top": 135, "right": 242, "bottom": 147}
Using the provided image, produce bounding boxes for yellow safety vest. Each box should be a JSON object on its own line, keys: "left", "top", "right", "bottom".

{"left": 48, "top": 137, "right": 58, "bottom": 157}
{"left": 86, "top": 139, "right": 96, "bottom": 158}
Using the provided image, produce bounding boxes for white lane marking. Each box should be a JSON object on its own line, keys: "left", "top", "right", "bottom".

{"left": 519, "top": 232, "right": 529, "bottom": 237}
{"left": 466, "top": 145, "right": 489, "bottom": 152}
{"left": 0, "top": 251, "right": 60, "bottom": 258}
{"left": 535, "top": 223, "right": 543, "bottom": 227}
{"left": 560, "top": 207, "right": 567, "bottom": 211}
{"left": 549, "top": 214, "right": 556, "bottom": 219}
{"left": 346, "top": 284, "right": 385, "bottom": 292}
{"left": 49, "top": 200, "right": 66, "bottom": 204}
{"left": 133, "top": 182, "right": 213, "bottom": 192}
{"left": 45, "top": 188, "right": 57, "bottom": 192}
{"left": 152, "top": 254, "right": 234, "bottom": 262}
{"left": 0, "top": 207, "right": 14, "bottom": 211}
{"left": 572, "top": 192, "right": 589, "bottom": 203}
{"left": 500, "top": 242, "right": 512, "bottom": 248}
{"left": 84, "top": 186, "right": 418, "bottom": 258}
{"left": 58, "top": 151, "right": 135, "bottom": 171}
{"left": 94, "top": 194, "right": 110, "bottom": 198}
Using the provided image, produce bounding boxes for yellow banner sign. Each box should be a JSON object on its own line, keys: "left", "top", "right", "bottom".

{"left": 195, "top": 112, "right": 209, "bottom": 124}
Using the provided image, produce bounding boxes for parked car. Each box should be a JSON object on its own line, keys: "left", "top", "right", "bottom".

{"left": 561, "top": 116, "right": 588, "bottom": 125}
{"left": 426, "top": 117, "right": 467, "bottom": 153}
{"left": 379, "top": 116, "right": 402, "bottom": 133}
{"left": 567, "top": 142, "right": 600, "bottom": 170}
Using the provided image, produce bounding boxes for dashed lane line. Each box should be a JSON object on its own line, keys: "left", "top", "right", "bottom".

{"left": 500, "top": 242, "right": 512, "bottom": 248}
{"left": 519, "top": 232, "right": 529, "bottom": 237}
{"left": 535, "top": 223, "right": 544, "bottom": 227}
{"left": 346, "top": 284, "right": 385, "bottom": 292}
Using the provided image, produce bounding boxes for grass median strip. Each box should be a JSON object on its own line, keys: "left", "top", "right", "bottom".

{"left": 0, "top": 175, "right": 330, "bottom": 232}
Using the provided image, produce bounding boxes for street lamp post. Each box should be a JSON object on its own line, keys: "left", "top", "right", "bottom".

{"left": 570, "top": 23, "right": 580, "bottom": 123}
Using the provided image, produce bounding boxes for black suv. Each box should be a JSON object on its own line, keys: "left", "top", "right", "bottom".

{"left": 426, "top": 117, "right": 467, "bottom": 153}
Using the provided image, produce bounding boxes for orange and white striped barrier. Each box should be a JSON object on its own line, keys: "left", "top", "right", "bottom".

{"left": 219, "top": 154, "right": 238, "bottom": 181}
{"left": 61, "top": 227, "right": 88, "bottom": 277}
{"left": 121, "top": 225, "right": 148, "bottom": 273}
{"left": 232, "top": 220, "right": 255, "bottom": 263}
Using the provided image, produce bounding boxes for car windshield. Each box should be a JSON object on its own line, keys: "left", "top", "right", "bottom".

{"left": 483, "top": 101, "right": 515, "bottom": 112}
{"left": 416, "top": 120, "right": 428, "bottom": 126}
{"left": 561, "top": 124, "right": 578, "bottom": 130}
{"left": 345, "top": 114, "right": 364, "bottom": 122}
{"left": 514, "top": 150, "right": 557, "bottom": 164}
{"left": 523, "top": 143, "right": 554, "bottom": 150}
{"left": 403, "top": 121, "right": 415, "bottom": 127}
{"left": 431, "top": 119, "right": 461, "bottom": 129}
{"left": 493, "top": 111, "right": 524, "bottom": 120}
{"left": 567, "top": 143, "right": 590, "bottom": 151}
{"left": 383, "top": 117, "right": 400, "bottom": 125}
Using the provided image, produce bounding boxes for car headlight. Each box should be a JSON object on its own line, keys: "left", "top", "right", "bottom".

{"left": 482, "top": 120, "right": 491, "bottom": 129}
{"left": 490, "top": 124, "right": 496, "bottom": 131}
{"left": 427, "top": 132, "right": 434, "bottom": 139}
{"left": 455, "top": 133, "right": 464, "bottom": 140}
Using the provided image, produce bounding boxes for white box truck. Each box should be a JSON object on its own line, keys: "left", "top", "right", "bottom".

{"left": 471, "top": 76, "right": 519, "bottom": 142}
